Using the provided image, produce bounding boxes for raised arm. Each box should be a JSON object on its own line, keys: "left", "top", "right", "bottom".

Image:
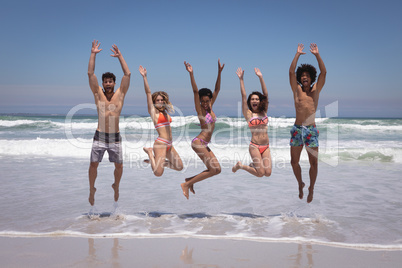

{"left": 111, "top": 44, "right": 131, "bottom": 95}
{"left": 255, "top": 67, "right": 268, "bottom": 100}
{"left": 139, "top": 66, "right": 155, "bottom": 117}
{"left": 88, "top": 40, "right": 103, "bottom": 95}
{"left": 236, "top": 68, "right": 249, "bottom": 119}
{"left": 211, "top": 59, "right": 225, "bottom": 106}
{"left": 310, "top": 43, "right": 327, "bottom": 93}
{"left": 289, "top": 44, "right": 305, "bottom": 92}
{"left": 184, "top": 61, "right": 202, "bottom": 115}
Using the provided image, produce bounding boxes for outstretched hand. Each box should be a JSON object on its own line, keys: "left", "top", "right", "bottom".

{"left": 91, "top": 40, "right": 102, "bottom": 54}
{"left": 236, "top": 67, "right": 244, "bottom": 79}
{"left": 297, "top": 43, "right": 306, "bottom": 55}
{"left": 254, "top": 68, "right": 263, "bottom": 78}
{"left": 110, "top": 44, "right": 121, "bottom": 57}
{"left": 310, "top": 43, "right": 319, "bottom": 55}
{"left": 138, "top": 65, "right": 147, "bottom": 77}
{"left": 184, "top": 61, "right": 193, "bottom": 73}
{"left": 218, "top": 59, "right": 225, "bottom": 73}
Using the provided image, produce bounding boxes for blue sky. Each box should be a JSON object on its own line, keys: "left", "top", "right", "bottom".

{"left": 1, "top": 0, "right": 401, "bottom": 117}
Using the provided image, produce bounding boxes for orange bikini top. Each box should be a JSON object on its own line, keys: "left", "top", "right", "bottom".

{"left": 155, "top": 112, "right": 172, "bottom": 129}
{"left": 248, "top": 116, "right": 268, "bottom": 127}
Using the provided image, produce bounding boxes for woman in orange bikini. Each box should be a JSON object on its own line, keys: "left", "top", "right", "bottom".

{"left": 232, "top": 67, "right": 272, "bottom": 177}
{"left": 139, "top": 65, "right": 183, "bottom": 176}
{"left": 181, "top": 59, "right": 225, "bottom": 199}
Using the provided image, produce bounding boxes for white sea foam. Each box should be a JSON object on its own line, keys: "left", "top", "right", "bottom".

{"left": 1, "top": 137, "right": 401, "bottom": 164}
{"left": 1, "top": 230, "right": 401, "bottom": 250}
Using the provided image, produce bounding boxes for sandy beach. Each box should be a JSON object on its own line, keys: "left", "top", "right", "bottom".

{"left": 1, "top": 236, "right": 401, "bottom": 267}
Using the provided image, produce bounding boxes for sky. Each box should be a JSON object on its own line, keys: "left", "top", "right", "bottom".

{"left": 1, "top": 0, "right": 401, "bottom": 118}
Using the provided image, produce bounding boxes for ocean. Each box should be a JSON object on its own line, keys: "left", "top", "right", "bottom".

{"left": 0, "top": 114, "right": 401, "bottom": 250}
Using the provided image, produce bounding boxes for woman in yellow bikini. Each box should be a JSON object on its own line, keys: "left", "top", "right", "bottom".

{"left": 232, "top": 67, "right": 272, "bottom": 177}
{"left": 180, "top": 59, "right": 225, "bottom": 199}
{"left": 139, "top": 65, "right": 183, "bottom": 176}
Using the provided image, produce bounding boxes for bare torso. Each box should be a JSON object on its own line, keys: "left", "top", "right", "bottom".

{"left": 293, "top": 85, "right": 319, "bottom": 126}
{"left": 94, "top": 88, "right": 124, "bottom": 133}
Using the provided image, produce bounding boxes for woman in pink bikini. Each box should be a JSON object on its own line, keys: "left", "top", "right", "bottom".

{"left": 232, "top": 67, "right": 272, "bottom": 177}
{"left": 139, "top": 65, "right": 183, "bottom": 176}
{"left": 181, "top": 59, "right": 225, "bottom": 199}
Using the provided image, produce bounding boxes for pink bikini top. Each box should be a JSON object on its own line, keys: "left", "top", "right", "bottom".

{"left": 248, "top": 116, "right": 268, "bottom": 127}
{"left": 199, "top": 111, "right": 216, "bottom": 126}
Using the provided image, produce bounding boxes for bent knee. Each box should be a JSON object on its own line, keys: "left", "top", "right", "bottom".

{"left": 256, "top": 172, "right": 264, "bottom": 178}
{"left": 290, "top": 159, "right": 299, "bottom": 166}
{"left": 114, "top": 163, "right": 123, "bottom": 170}
{"left": 177, "top": 163, "right": 184, "bottom": 171}
{"left": 154, "top": 172, "right": 163, "bottom": 177}
{"left": 89, "top": 162, "right": 99, "bottom": 169}
{"left": 310, "top": 161, "right": 318, "bottom": 169}
{"left": 212, "top": 166, "right": 221, "bottom": 176}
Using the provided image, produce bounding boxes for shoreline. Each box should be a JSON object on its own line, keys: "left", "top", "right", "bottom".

{"left": 1, "top": 236, "right": 401, "bottom": 267}
{"left": 1, "top": 232, "right": 402, "bottom": 251}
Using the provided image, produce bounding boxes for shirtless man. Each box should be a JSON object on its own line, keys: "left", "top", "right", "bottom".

{"left": 289, "top": 43, "right": 326, "bottom": 203}
{"left": 87, "top": 40, "right": 131, "bottom": 206}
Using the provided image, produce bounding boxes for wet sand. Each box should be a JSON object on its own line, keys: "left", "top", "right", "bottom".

{"left": 1, "top": 236, "right": 401, "bottom": 267}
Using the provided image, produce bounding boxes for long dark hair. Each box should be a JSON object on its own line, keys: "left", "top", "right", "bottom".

{"left": 247, "top": 91, "right": 268, "bottom": 112}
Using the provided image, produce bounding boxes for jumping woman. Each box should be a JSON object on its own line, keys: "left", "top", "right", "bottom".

{"left": 181, "top": 60, "right": 225, "bottom": 199}
{"left": 139, "top": 65, "right": 183, "bottom": 176}
{"left": 232, "top": 67, "right": 272, "bottom": 177}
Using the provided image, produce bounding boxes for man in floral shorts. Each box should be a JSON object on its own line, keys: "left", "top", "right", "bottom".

{"left": 289, "top": 43, "right": 326, "bottom": 203}
{"left": 290, "top": 125, "right": 319, "bottom": 148}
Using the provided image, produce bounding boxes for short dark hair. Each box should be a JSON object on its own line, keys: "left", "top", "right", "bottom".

{"left": 296, "top": 64, "right": 317, "bottom": 85}
{"left": 198, "top": 88, "right": 213, "bottom": 99}
{"left": 247, "top": 91, "right": 268, "bottom": 112}
{"left": 102, "top": 72, "right": 116, "bottom": 82}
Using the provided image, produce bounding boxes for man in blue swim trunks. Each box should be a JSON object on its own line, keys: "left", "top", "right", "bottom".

{"left": 289, "top": 43, "right": 327, "bottom": 203}
{"left": 87, "top": 40, "right": 131, "bottom": 206}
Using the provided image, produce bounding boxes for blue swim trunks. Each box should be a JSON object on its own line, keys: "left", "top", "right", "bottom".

{"left": 289, "top": 124, "right": 319, "bottom": 147}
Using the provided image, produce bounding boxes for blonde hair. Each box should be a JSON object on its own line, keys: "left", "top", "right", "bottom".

{"left": 152, "top": 91, "right": 174, "bottom": 114}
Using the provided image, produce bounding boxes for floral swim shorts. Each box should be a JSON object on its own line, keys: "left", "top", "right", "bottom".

{"left": 289, "top": 124, "right": 319, "bottom": 147}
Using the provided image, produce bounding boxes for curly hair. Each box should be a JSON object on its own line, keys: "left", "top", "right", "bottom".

{"left": 247, "top": 91, "right": 268, "bottom": 113}
{"left": 296, "top": 64, "right": 317, "bottom": 85}
{"left": 152, "top": 91, "right": 174, "bottom": 114}
{"left": 198, "top": 88, "right": 213, "bottom": 99}
{"left": 102, "top": 72, "right": 116, "bottom": 82}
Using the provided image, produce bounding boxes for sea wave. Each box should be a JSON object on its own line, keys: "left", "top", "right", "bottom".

{"left": 2, "top": 116, "right": 402, "bottom": 134}
{"left": 1, "top": 138, "right": 401, "bottom": 163}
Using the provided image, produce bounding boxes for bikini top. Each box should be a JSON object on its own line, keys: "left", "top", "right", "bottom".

{"left": 155, "top": 112, "right": 172, "bottom": 129}
{"left": 199, "top": 111, "right": 216, "bottom": 126}
{"left": 248, "top": 115, "right": 268, "bottom": 127}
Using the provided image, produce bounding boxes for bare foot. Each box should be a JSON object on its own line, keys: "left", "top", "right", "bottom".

{"left": 89, "top": 187, "right": 97, "bottom": 206}
{"left": 181, "top": 183, "right": 189, "bottom": 200}
{"left": 185, "top": 178, "right": 195, "bottom": 194}
{"left": 112, "top": 183, "right": 119, "bottom": 202}
{"left": 232, "top": 161, "right": 242, "bottom": 173}
{"left": 307, "top": 187, "right": 314, "bottom": 203}
{"left": 298, "top": 182, "right": 305, "bottom": 200}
